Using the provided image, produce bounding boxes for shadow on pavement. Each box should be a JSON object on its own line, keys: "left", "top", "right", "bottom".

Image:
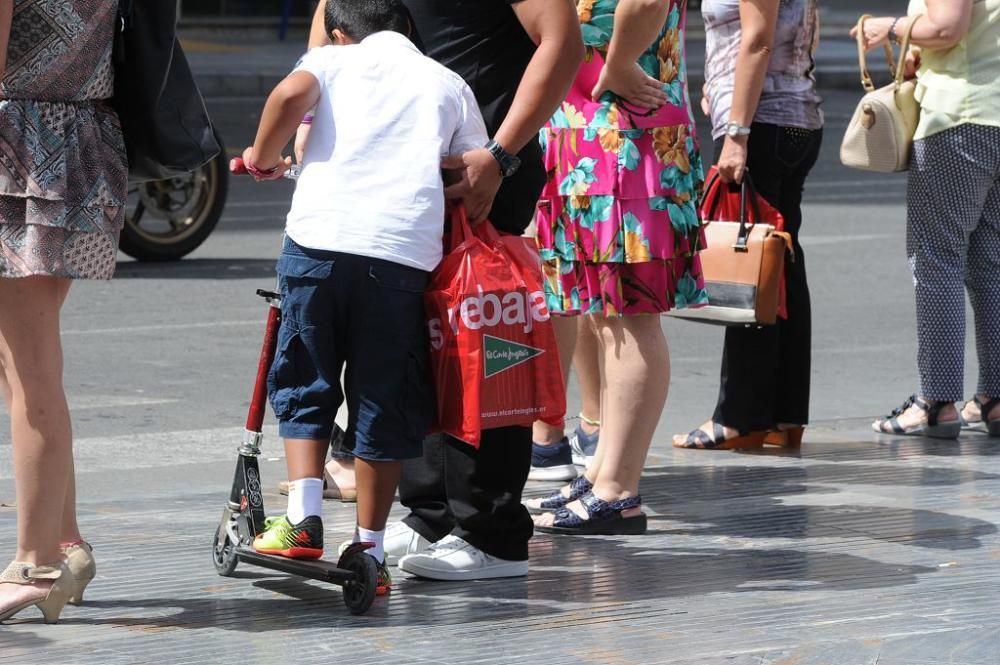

{"left": 114, "top": 258, "right": 277, "bottom": 281}
{"left": 69, "top": 537, "right": 937, "bottom": 631}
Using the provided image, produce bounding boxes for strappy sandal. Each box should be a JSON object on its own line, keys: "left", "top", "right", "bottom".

{"left": 524, "top": 475, "right": 593, "bottom": 515}
{"left": 872, "top": 394, "right": 961, "bottom": 439}
{"left": 959, "top": 395, "right": 988, "bottom": 430}
{"left": 535, "top": 492, "right": 647, "bottom": 536}
{"left": 980, "top": 397, "right": 1000, "bottom": 438}
{"left": 673, "top": 422, "right": 766, "bottom": 450}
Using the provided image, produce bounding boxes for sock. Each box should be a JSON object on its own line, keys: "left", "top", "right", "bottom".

{"left": 287, "top": 477, "right": 324, "bottom": 524}
{"left": 356, "top": 527, "right": 385, "bottom": 563}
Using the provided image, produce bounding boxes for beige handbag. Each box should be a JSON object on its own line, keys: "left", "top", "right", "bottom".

{"left": 840, "top": 15, "right": 921, "bottom": 173}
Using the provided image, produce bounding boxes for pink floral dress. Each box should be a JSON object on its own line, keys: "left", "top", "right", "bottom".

{"left": 536, "top": 0, "right": 707, "bottom": 316}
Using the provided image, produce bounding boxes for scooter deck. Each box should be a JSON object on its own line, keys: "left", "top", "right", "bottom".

{"left": 236, "top": 548, "right": 355, "bottom": 586}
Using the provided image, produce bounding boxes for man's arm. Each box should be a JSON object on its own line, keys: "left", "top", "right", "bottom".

{"left": 0, "top": 1, "right": 13, "bottom": 78}
{"left": 244, "top": 72, "right": 321, "bottom": 177}
{"left": 446, "top": 0, "right": 584, "bottom": 223}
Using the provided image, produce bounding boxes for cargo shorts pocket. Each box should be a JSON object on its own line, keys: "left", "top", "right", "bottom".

{"left": 267, "top": 318, "right": 306, "bottom": 421}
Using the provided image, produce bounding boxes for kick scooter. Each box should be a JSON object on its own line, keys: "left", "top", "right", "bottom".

{"left": 211, "top": 157, "right": 378, "bottom": 615}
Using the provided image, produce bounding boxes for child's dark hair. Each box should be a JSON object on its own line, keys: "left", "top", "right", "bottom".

{"left": 324, "top": 0, "right": 411, "bottom": 41}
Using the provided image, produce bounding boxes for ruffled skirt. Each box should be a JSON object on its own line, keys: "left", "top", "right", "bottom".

{"left": 0, "top": 98, "right": 127, "bottom": 279}
{"left": 535, "top": 123, "right": 709, "bottom": 317}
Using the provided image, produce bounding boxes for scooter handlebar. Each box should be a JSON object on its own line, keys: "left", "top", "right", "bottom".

{"left": 229, "top": 156, "right": 299, "bottom": 180}
{"left": 230, "top": 157, "right": 249, "bottom": 175}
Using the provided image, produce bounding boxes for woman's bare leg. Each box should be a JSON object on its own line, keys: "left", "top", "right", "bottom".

{"left": 531, "top": 315, "right": 579, "bottom": 444}
{"left": 0, "top": 276, "right": 74, "bottom": 610}
{"left": 574, "top": 317, "right": 602, "bottom": 431}
{"left": 536, "top": 314, "right": 668, "bottom": 524}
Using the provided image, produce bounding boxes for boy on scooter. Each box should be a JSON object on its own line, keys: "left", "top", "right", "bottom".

{"left": 240, "top": 0, "right": 488, "bottom": 595}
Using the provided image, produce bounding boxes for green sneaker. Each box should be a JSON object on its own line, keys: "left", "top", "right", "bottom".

{"left": 375, "top": 557, "right": 392, "bottom": 596}
{"left": 338, "top": 540, "right": 392, "bottom": 596}
{"left": 253, "top": 515, "right": 324, "bottom": 559}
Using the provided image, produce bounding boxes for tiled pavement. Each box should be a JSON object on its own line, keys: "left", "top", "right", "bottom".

{"left": 2, "top": 425, "right": 999, "bottom": 665}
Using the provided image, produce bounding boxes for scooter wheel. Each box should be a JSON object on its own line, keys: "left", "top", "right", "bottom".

{"left": 341, "top": 552, "right": 377, "bottom": 615}
{"left": 212, "top": 517, "right": 239, "bottom": 577}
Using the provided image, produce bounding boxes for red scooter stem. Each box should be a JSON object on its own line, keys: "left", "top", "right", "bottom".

{"left": 246, "top": 304, "right": 281, "bottom": 433}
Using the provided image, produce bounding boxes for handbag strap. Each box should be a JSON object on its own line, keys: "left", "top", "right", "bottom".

{"left": 702, "top": 169, "right": 723, "bottom": 220}
{"left": 448, "top": 203, "right": 474, "bottom": 252}
{"left": 855, "top": 14, "right": 923, "bottom": 92}
{"left": 733, "top": 172, "right": 764, "bottom": 252}
{"left": 892, "top": 15, "right": 921, "bottom": 88}
{"left": 855, "top": 15, "right": 896, "bottom": 93}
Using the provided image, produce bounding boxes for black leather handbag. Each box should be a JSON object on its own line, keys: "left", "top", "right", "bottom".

{"left": 112, "top": 0, "right": 221, "bottom": 183}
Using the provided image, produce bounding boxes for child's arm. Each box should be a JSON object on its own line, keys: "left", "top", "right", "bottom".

{"left": 245, "top": 71, "right": 321, "bottom": 176}
{"left": 448, "top": 84, "right": 490, "bottom": 164}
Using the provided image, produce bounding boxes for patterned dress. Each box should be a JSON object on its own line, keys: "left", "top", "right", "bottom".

{"left": 535, "top": 0, "right": 707, "bottom": 317}
{"left": 0, "top": 0, "right": 127, "bottom": 280}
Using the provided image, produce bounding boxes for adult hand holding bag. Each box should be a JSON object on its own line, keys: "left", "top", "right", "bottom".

{"left": 840, "top": 14, "right": 922, "bottom": 173}
{"left": 425, "top": 205, "right": 565, "bottom": 446}
{"left": 668, "top": 167, "right": 791, "bottom": 326}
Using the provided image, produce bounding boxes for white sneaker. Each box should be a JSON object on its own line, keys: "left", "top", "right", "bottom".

{"left": 398, "top": 535, "right": 529, "bottom": 581}
{"left": 384, "top": 521, "right": 432, "bottom": 561}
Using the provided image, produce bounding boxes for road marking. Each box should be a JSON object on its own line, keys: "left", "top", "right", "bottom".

{"left": 801, "top": 233, "right": 896, "bottom": 246}
{"left": 669, "top": 342, "right": 918, "bottom": 365}
{"left": 808, "top": 179, "right": 904, "bottom": 188}
{"left": 61, "top": 320, "right": 261, "bottom": 336}
{"left": 68, "top": 395, "right": 180, "bottom": 410}
{"left": 224, "top": 200, "right": 291, "bottom": 209}
{"left": 0, "top": 425, "right": 282, "bottom": 479}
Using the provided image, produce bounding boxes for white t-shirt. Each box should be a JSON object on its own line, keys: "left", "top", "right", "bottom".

{"left": 286, "top": 31, "right": 489, "bottom": 272}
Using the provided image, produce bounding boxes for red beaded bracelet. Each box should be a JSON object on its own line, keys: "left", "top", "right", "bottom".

{"left": 245, "top": 160, "right": 281, "bottom": 180}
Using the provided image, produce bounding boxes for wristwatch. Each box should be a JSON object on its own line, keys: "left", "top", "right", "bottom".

{"left": 888, "top": 16, "right": 903, "bottom": 45}
{"left": 725, "top": 122, "right": 752, "bottom": 138}
{"left": 485, "top": 139, "right": 521, "bottom": 178}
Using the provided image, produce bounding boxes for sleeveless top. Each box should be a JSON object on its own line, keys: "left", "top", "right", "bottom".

{"left": 908, "top": 0, "right": 1000, "bottom": 140}
{"left": 702, "top": 0, "right": 824, "bottom": 139}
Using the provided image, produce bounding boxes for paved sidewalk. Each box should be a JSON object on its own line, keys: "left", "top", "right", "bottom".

{"left": 184, "top": 10, "right": 873, "bottom": 99}
{"left": 2, "top": 423, "right": 998, "bottom": 665}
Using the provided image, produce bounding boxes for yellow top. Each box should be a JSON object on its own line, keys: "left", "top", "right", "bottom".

{"left": 907, "top": 0, "right": 1000, "bottom": 140}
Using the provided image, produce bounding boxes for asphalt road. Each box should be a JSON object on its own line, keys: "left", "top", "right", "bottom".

{"left": 0, "top": 90, "right": 975, "bottom": 488}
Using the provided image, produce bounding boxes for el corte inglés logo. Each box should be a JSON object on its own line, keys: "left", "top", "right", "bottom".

{"left": 484, "top": 335, "right": 544, "bottom": 378}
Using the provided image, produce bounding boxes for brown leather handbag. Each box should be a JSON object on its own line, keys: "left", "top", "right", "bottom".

{"left": 669, "top": 172, "right": 793, "bottom": 326}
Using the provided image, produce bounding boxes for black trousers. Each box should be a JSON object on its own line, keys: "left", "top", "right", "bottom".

{"left": 400, "top": 426, "right": 534, "bottom": 561}
{"left": 712, "top": 123, "right": 823, "bottom": 432}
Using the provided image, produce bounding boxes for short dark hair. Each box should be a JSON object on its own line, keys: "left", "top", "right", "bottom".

{"left": 324, "top": 0, "right": 411, "bottom": 41}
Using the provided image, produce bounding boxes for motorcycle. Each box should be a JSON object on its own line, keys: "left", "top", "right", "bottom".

{"left": 120, "top": 132, "right": 230, "bottom": 262}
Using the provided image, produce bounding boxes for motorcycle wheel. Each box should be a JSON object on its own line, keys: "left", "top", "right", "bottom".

{"left": 119, "top": 149, "right": 229, "bottom": 262}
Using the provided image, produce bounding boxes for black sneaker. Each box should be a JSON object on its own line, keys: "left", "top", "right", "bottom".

{"left": 528, "top": 436, "right": 579, "bottom": 481}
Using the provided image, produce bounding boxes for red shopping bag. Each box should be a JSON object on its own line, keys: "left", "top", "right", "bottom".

{"left": 425, "top": 205, "right": 566, "bottom": 447}
{"left": 700, "top": 166, "right": 789, "bottom": 320}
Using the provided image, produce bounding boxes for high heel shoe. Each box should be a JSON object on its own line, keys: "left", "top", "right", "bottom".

{"left": 0, "top": 561, "right": 72, "bottom": 624}
{"left": 62, "top": 541, "right": 96, "bottom": 605}
{"left": 764, "top": 426, "right": 805, "bottom": 448}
